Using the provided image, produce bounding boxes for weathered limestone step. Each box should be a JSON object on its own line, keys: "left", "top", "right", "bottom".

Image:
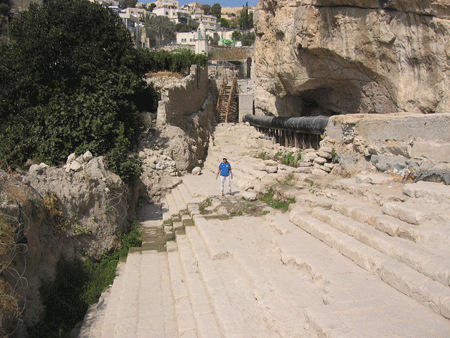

{"left": 166, "top": 193, "right": 179, "bottom": 218}
{"left": 178, "top": 183, "right": 203, "bottom": 205}
{"left": 113, "top": 251, "right": 142, "bottom": 337}
{"left": 136, "top": 251, "right": 178, "bottom": 338}
{"left": 176, "top": 232, "right": 221, "bottom": 337}
{"left": 332, "top": 199, "right": 425, "bottom": 242}
{"left": 141, "top": 224, "right": 167, "bottom": 252}
{"left": 167, "top": 239, "right": 198, "bottom": 338}
{"left": 274, "top": 216, "right": 450, "bottom": 337}
{"left": 193, "top": 213, "right": 321, "bottom": 337}
{"left": 382, "top": 201, "right": 450, "bottom": 225}
{"left": 79, "top": 279, "right": 112, "bottom": 337}
{"left": 172, "top": 186, "right": 187, "bottom": 213}
{"left": 311, "top": 206, "right": 450, "bottom": 287}
{"left": 294, "top": 194, "right": 334, "bottom": 210}
{"left": 403, "top": 181, "right": 450, "bottom": 204}
{"left": 162, "top": 198, "right": 171, "bottom": 222}
{"left": 109, "top": 250, "right": 177, "bottom": 338}
{"left": 181, "top": 171, "right": 219, "bottom": 199}
{"left": 290, "top": 208, "right": 450, "bottom": 320}
{"left": 185, "top": 225, "right": 252, "bottom": 337}
{"left": 99, "top": 261, "right": 127, "bottom": 337}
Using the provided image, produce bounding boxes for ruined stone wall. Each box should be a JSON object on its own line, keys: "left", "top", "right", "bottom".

{"left": 254, "top": 0, "right": 450, "bottom": 116}
{"left": 156, "top": 65, "right": 209, "bottom": 126}
{"left": 323, "top": 113, "right": 450, "bottom": 183}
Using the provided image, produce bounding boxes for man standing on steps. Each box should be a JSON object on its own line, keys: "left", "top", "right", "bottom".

{"left": 216, "top": 158, "right": 233, "bottom": 196}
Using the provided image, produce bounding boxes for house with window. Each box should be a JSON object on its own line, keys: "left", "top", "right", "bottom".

{"left": 117, "top": 8, "right": 152, "bottom": 48}
{"left": 176, "top": 31, "right": 196, "bottom": 46}
{"left": 153, "top": 7, "right": 190, "bottom": 24}
{"left": 123, "top": 7, "right": 148, "bottom": 18}
{"left": 191, "top": 13, "right": 217, "bottom": 31}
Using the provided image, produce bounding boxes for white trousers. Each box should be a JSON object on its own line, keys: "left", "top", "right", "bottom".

{"left": 220, "top": 175, "right": 231, "bottom": 192}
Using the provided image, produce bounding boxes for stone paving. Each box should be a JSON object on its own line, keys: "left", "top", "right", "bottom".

{"left": 79, "top": 123, "right": 450, "bottom": 337}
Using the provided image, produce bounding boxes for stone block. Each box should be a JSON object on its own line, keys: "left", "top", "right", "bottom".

{"left": 314, "top": 157, "right": 327, "bottom": 165}
{"left": 412, "top": 141, "right": 450, "bottom": 163}
{"left": 312, "top": 168, "right": 328, "bottom": 176}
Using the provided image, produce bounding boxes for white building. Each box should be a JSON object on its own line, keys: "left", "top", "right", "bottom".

{"left": 176, "top": 31, "right": 195, "bottom": 45}
{"left": 123, "top": 7, "right": 149, "bottom": 19}
{"left": 118, "top": 9, "right": 151, "bottom": 48}
{"left": 191, "top": 13, "right": 217, "bottom": 31}
{"left": 153, "top": 7, "right": 190, "bottom": 24}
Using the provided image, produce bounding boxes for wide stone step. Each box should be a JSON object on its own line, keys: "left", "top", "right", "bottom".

{"left": 166, "top": 193, "right": 179, "bottom": 218}
{"left": 381, "top": 201, "right": 450, "bottom": 226}
{"left": 172, "top": 232, "right": 222, "bottom": 338}
{"left": 190, "top": 205, "right": 450, "bottom": 336}
{"left": 172, "top": 186, "right": 187, "bottom": 213}
{"left": 167, "top": 241, "right": 197, "bottom": 338}
{"left": 185, "top": 224, "right": 257, "bottom": 337}
{"left": 178, "top": 182, "right": 203, "bottom": 205}
{"left": 403, "top": 181, "right": 450, "bottom": 204}
{"left": 312, "top": 206, "right": 450, "bottom": 288}
{"left": 275, "top": 211, "right": 450, "bottom": 337}
{"left": 99, "top": 261, "right": 127, "bottom": 337}
{"left": 331, "top": 200, "right": 424, "bottom": 242}
{"left": 290, "top": 207, "right": 450, "bottom": 320}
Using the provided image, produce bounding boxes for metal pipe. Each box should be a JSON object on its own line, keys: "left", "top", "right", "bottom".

{"left": 242, "top": 115, "right": 330, "bottom": 135}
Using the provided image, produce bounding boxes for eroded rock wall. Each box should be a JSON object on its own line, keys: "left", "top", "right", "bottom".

{"left": 254, "top": 0, "right": 450, "bottom": 116}
{"left": 0, "top": 157, "right": 138, "bottom": 333}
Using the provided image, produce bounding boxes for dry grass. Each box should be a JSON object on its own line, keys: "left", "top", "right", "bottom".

{"left": 145, "top": 71, "right": 184, "bottom": 79}
{"left": 43, "top": 192, "right": 65, "bottom": 235}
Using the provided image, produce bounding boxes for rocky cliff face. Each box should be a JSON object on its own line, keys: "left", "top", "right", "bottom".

{"left": 0, "top": 157, "right": 138, "bottom": 333}
{"left": 254, "top": 0, "right": 450, "bottom": 116}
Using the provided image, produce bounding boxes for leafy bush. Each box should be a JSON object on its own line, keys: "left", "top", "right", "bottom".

{"left": 281, "top": 152, "right": 296, "bottom": 166}
{"left": 0, "top": 0, "right": 208, "bottom": 170}
{"left": 259, "top": 189, "right": 296, "bottom": 211}
{"left": 257, "top": 152, "right": 266, "bottom": 160}
{"left": 106, "top": 125, "right": 143, "bottom": 182}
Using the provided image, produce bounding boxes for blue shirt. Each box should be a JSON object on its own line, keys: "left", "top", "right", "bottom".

{"left": 219, "top": 162, "right": 231, "bottom": 176}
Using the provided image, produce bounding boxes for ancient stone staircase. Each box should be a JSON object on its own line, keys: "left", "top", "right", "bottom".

{"left": 79, "top": 123, "right": 450, "bottom": 337}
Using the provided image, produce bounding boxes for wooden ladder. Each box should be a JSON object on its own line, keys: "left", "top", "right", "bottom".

{"left": 216, "top": 75, "right": 238, "bottom": 123}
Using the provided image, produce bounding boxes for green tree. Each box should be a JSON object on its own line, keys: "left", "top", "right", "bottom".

{"left": 119, "top": 0, "right": 137, "bottom": 9}
{"left": 0, "top": 0, "right": 12, "bottom": 43}
{"left": 232, "top": 30, "right": 242, "bottom": 41}
{"left": 201, "top": 4, "right": 211, "bottom": 15}
{"left": 143, "top": 15, "right": 176, "bottom": 47}
{"left": 0, "top": 0, "right": 156, "bottom": 168}
{"left": 218, "top": 17, "right": 229, "bottom": 29}
{"left": 238, "top": 5, "right": 253, "bottom": 30}
{"left": 241, "top": 31, "right": 255, "bottom": 46}
{"left": 175, "top": 21, "right": 199, "bottom": 32}
{"left": 211, "top": 3, "right": 221, "bottom": 19}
